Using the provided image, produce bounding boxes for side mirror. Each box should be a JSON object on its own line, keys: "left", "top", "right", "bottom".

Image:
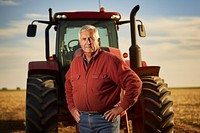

{"left": 138, "top": 24, "right": 146, "bottom": 37}
{"left": 27, "top": 24, "right": 37, "bottom": 37}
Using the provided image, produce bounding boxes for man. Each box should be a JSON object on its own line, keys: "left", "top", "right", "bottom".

{"left": 65, "top": 25, "right": 142, "bottom": 133}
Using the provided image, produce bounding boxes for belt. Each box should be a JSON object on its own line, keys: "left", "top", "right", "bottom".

{"left": 80, "top": 111, "right": 105, "bottom": 115}
{"left": 79, "top": 104, "right": 119, "bottom": 116}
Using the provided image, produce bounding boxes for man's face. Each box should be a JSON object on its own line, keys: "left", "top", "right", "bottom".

{"left": 79, "top": 29, "right": 100, "bottom": 54}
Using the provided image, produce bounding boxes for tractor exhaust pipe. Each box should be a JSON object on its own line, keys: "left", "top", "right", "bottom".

{"left": 129, "top": 5, "right": 142, "bottom": 69}
{"left": 45, "top": 8, "right": 53, "bottom": 60}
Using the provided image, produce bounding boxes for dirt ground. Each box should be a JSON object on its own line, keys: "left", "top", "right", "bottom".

{"left": 0, "top": 88, "right": 200, "bottom": 133}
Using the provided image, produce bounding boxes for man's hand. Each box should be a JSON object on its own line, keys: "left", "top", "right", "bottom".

{"left": 70, "top": 108, "right": 80, "bottom": 123}
{"left": 104, "top": 106, "right": 124, "bottom": 122}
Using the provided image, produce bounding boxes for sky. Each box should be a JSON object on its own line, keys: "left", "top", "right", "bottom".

{"left": 0, "top": 0, "right": 200, "bottom": 89}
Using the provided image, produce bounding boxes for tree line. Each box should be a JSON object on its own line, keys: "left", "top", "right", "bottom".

{"left": 1, "top": 87, "right": 22, "bottom": 91}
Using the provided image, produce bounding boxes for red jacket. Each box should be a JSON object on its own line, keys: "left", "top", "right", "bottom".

{"left": 65, "top": 49, "right": 142, "bottom": 112}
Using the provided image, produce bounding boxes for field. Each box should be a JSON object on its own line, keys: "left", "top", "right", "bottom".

{"left": 0, "top": 88, "right": 200, "bottom": 133}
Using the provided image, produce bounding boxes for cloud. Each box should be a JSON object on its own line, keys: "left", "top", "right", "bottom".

{"left": 144, "top": 16, "right": 200, "bottom": 46}
{"left": 25, "top": 13, "right": 48, "bottom": 20}
{"left": 140, "top": 17, "right": 200, "bottom": 61}
{"left": 0, "top": 13, "right": 48, "bottom": 38}
{"left": 0, "top": 20, "right": 29, "bottom": 38}
{"left": 0, "top": 19, "right": 46, "bottom": 38}
{"left": 119, "top": 16, "right": 200, "bottom": 55}
{"left": 0, "top": 0, "right": 20, "bottom": 6}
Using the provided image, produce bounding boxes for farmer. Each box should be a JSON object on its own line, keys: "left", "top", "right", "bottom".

{"left": 65, "top": 25, "right": 142, "bottom": 133}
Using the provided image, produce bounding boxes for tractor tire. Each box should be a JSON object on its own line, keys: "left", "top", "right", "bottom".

{"left": 129, "top": 76, "right": 174, "bottom": 133}
{"left": 26, "top": 74, "right": 58, "bottom": 133}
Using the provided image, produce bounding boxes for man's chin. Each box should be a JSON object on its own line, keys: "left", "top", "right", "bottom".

{"left": 84, "top": 48, "right": 94, "bottom": 53}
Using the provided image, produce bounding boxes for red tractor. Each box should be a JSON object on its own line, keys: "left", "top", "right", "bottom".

{"left": 26, "top": 5, "right": 174, "bottom": 133}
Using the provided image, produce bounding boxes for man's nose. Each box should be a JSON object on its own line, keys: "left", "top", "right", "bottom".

{"left": 86, "top": 38, "right": 92, "bottom": 44}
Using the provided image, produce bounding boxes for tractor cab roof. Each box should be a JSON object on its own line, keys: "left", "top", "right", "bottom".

{"left": 53, "top": 8, "right": 121, "bottom": 21}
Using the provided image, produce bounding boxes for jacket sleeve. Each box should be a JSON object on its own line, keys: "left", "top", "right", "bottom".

{"left": 65, "top": 69, "right": 75, "bottom": 111}
{"left": 109, "top": 55, "right": 142, "bottom": 110}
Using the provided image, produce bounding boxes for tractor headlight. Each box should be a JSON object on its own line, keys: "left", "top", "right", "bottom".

{"left": 61, "top": 15, "right": 67, "bottom": 19}
{"left": 56, "top": 14, "right": 67, "bottom": 19}
{"left": 111, "top": 14, "right": 121, "bottom": 20}
{"left": 56, "top": 15, "right": 62, "bottom": 19}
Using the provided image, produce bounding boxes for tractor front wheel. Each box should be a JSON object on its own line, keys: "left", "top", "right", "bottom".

{"left": 26, "top": 74, "right": 58, "bottom": 133}
{"left": 128, "top": 76, "right": 174, "bottom": 133}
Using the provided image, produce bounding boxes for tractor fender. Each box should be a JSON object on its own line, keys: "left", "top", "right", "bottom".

{"left": 124, "top": 60, "right": 160, "bottom": 76}
{"left": 134, "top": 66, "right": 160, "bottom": 77}
{"left": 28, "top": 61, "right": 59, "bottom": 77}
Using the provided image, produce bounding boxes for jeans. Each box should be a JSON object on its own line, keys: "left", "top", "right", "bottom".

{"left": 78, "top": 112, "right": 120, "bottom": 133}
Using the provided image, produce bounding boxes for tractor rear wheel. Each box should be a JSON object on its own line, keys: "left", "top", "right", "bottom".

{"left": 129, "top": 76, "right": 174, "bottom": 133}
{"left": 26, "top": 74, "right": 58, "bottom": 133}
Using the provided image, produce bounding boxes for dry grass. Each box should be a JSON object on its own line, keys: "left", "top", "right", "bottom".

{"left": 170, "top": 88, "right": 200, "bottom": 133}
{"left": 0, "top": 91, "right": 26, "bottom": 133}
{"left": 0, "top": 88, "right": 200, "bottom": 133}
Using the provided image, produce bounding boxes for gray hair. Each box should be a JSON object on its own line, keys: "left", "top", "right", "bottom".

{"left": 79, "top": 25, "right": 100, "bottom": 39}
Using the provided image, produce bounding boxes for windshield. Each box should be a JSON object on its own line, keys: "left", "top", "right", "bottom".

{"left": 57, "top": 20, "right": 118, "bottom": 67}
{"left": 57, "top": 20, "right": 118, "bottom": 86}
